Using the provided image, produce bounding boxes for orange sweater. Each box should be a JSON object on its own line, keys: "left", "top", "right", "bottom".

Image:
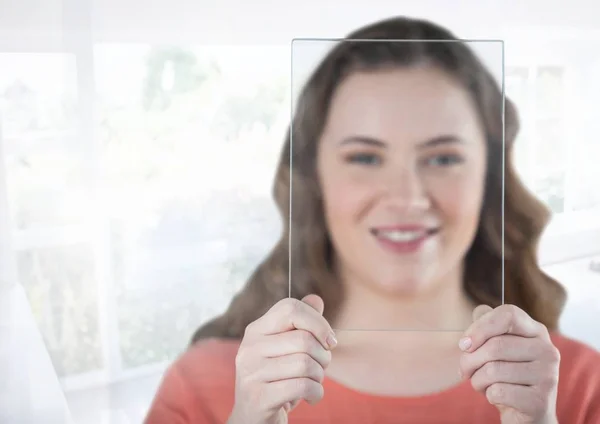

{"left": 144, "top": 333, "right": 600, "bottom": 423}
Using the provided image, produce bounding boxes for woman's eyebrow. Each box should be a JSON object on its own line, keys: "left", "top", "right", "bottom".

{"left": 418, "top": 134, "right": 464, "bottom": 148}
{"left": 339, "top": 136, "right": 387, "bottom": 148}
{"left": 338, "top": 134, "right": 464, "bottom": 148}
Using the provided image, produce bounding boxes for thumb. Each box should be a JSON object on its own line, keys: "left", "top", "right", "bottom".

{"left": 472, "top": 304, "right": 493, "bottom": 322}
{"left": 284, "top": 399, "right": 301, "bottom": 413}
{"left": 301, "top": 294, "right": 325, "bottom": 316}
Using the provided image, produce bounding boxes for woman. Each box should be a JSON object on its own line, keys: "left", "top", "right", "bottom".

{"left": 144, "top": 16, "right": 600, "bottom": 424}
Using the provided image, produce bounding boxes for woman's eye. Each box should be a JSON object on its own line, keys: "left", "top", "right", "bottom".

{"left": 347, "top": 153, "right": 381, "bottom": 166}
{"left": 425, "top": 154, "right": 463, "bottom": 167}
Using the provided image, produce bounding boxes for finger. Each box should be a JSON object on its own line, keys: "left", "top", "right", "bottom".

{"left": 472, "top": 304, "right": 493, "bottom": 322}
{"left": 485, "top": 383, "right": 547, "bottom": 416}
{"left": 460, "top": 304, "right": 547, "bottom": 353}
{"left": 459, "top": 335, "right": 544, "bottom": 379}
{"left": 248, "top": 297, "right": 336, "bottom": 350}
{"left": 258, "top": 353, "right": 324, "bottom": 384}
{"left": 255, "top": 330, "right": 332, "bottom": 369}
{"left": 302, "top": 294, "right": 324, "bottom": 315}
{"left": 470, "top": 361, "right": 541, "bottom": 393}
{"left": 263, "top": 378, "right": 324, "bottom": 410}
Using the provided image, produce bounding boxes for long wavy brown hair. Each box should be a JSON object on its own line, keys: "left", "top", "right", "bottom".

{"left": 191, "top": 16, "right": 566, "bottom": 344}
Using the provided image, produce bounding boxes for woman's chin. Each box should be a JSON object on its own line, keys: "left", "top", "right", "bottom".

{"left": 373, "top": 278, "right": 432, "bottom": 297}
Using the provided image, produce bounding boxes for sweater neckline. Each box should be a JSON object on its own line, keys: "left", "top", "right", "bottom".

{"left": 322, "top": 373, "right": 473, "bottom": 405}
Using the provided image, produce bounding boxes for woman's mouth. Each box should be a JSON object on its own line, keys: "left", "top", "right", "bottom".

{"left": 370, "top": 226, "right": 439, "bottom": 254}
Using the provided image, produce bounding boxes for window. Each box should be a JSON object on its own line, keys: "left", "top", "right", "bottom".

{"left": 505, "top": 58, "right": 600, "bottom": 265}
{"left": 95, "top": 44, "right": 288, "bottom": 373}
{"left": 0, "top": 52, "right": 105, "bottom": 379}
{"left": 507, "top": 66, "right": 567, "bottom": 215}
{"left": 0, "top": 45, "right": 290, "bottom": 390}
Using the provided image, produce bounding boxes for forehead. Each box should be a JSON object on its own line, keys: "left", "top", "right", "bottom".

{"left": 322, "top": 66, "right": 482, "bottom": 143}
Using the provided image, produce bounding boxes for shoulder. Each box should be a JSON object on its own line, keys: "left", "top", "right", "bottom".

{"left": 181, "top": 337, "right": 241, "bottom": 368}
{"left": 550, "top": 331, "right": 600, "bottom": 371}
{"left": 551, "top": 331, "right": 600, "bottom": 381}
{"left": 175, "top": 337, "right": 240, "bottom": 394}
{"left": 145, "top": 338, "right": 241, "bottom": 424}
{"left": 550, "top": 332, "right": 600, "bottom": 422}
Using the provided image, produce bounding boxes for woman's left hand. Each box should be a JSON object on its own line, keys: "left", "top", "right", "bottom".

{"left": 458, "top": 304, "right": 561, "bottom": 424}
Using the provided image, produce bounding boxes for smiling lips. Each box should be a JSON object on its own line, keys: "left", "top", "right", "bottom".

{"left": 371, "top": 225, "right": 439, "bottom": 254}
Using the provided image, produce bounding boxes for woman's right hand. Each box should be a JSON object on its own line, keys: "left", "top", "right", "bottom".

{"left": 227, "top": 294, "right": 338, "bottom": 424}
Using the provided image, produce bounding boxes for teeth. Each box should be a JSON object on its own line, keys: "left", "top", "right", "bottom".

{"left": 378, "top": 230, "right": 424, "bottom": 242}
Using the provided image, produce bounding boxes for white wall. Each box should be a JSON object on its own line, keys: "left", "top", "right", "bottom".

{"left": 90, "top": 0, "right": 600, "bottom": 43}
{"left": 1, "top": 0, "right": 600, "bottom": 46}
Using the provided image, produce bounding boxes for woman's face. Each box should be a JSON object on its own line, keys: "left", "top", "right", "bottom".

{"left": 317, "top": 66, "right": 487, "bottom": 295}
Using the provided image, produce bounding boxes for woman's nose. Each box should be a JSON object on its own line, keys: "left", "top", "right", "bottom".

{"left": 382, "top": 166, "right": 431, "bottom": 212}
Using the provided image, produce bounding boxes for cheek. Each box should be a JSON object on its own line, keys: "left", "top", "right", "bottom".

{"left": 429, "top": 172, "right": 485, "bottom": 229}
{"left": 321, "top": 176, "right": 374, "bottom": 228}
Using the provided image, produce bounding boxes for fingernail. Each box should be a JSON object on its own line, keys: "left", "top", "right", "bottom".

{"left": 458, "top": 337, "right": 472, "bottom": 351}
{"left": 327, "top": 331, "right": 338, "bottom": 349}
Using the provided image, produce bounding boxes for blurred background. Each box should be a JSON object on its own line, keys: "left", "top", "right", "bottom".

{"left": 0, "top": 0, "right": 599, "bottom": 423}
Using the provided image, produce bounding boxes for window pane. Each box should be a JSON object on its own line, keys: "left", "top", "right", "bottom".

{"left": 570, "top": 137, "right": 600, "bottom": 212}
{"left": 17, "top": 244, "right": 102, "bottom": 377}
{"left": 535, "top": 66, "right": 564, "bottom": 118}
{"left": 0, "top": 53, "right": 78, "bottom": 145}
{"left": 95, "top": 44, "right": 288, "bottom": 369}
{"left": 523, "top": 67, "right": 568, "bottom": 214}
{"left": 570, "top": 59, "right": 600, "bottom": 212}
{"left": 0, "top": 52, "right": 89, "bottom": 229}
{"left": 534, "top": 118, "right": 566, "bottom": 213}
{"left": 5, "top": 151, "right": 90, "bottom": 229}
